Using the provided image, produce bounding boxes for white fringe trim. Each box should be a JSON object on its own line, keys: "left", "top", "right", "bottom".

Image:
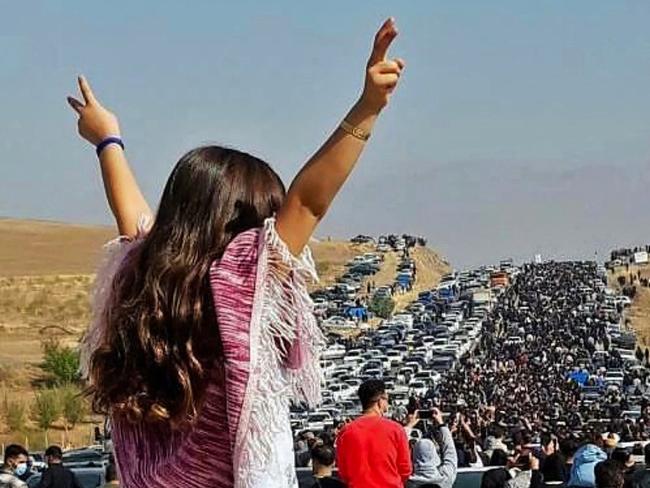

{"left": 261, "top": 217, "right": 325, "bottom": 406}
{"left": 80, "top": 215, "right": 152, "bottom": 381}
{"left": 236, "top": 218, "right": 325, "bottom": 487}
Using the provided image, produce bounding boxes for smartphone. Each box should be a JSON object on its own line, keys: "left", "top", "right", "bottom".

{"left": 419, "top": 410, "right": 434, "bottom": 420}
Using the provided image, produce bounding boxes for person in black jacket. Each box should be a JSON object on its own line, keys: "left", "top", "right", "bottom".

{"left": 611, "top": 448, "right": 639, "bottom": 488}
{"left": 37, "top": 446, "right": 82, "bottom": 488}
{"left": 631, "top": 444, "right": 650, "bottom": 488}
{"left": 595, "top": 460, "right": 625, "bottom": 488}
{"left": 310, "top": 445, "right": 345, "bottom": 488}
{"left": 481, "top": 449, "right": 512, "bottom": 488}
{"left": 542, "top": 438, "right": 576, "bottom": 483}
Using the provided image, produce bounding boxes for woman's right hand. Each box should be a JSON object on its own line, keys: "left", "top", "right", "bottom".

{"left": 67, "top": 76, "right": 121, "bottom": 145}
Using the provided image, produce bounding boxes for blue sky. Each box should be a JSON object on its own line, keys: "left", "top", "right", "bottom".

{"left": 2, "top": 1, "right": 650, "bottom": 267}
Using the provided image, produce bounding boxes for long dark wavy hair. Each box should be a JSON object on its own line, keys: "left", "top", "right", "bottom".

{"left": 88, "top": 146, "right": 286, "bottom": 427}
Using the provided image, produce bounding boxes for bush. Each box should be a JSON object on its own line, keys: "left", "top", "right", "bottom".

{"left": 61, "top": 384, "right": 87, "bottom": 430}
{"left": 32, "top": 388, "right": 61, "bottom": 432}
{"left": 41, "top": 339, "right": 80, "bottom": 386}
{"left": 370, "top": 296, "right": 395, "bottom": 319}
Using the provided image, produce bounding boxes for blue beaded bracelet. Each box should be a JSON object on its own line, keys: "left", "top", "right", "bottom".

{"left": 96, "top": 136, "right": 124, "bottom": 157}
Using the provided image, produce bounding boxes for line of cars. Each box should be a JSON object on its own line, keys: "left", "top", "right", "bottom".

{"left": 291, "top": 263, "right": 503, "bottom": 435}
{"left": 572, "top": 285, "right": 646, "bottom": 420}
{"left": 316, "top": 234, "right": 428, "bottom": 331}
{"left": 314, "top": 252, "right": 383, "bottom": 330}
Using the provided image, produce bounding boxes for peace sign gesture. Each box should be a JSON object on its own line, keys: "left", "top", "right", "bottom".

{"left": 67, "top": 76, "right": 121, "bottom": 146}
{"left": 360, "top": 18, "right": 405, "bottom": 113}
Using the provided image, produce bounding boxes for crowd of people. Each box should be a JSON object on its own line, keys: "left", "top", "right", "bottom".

{"left": 293, "top": 261, "right": 650, "bottom": 488}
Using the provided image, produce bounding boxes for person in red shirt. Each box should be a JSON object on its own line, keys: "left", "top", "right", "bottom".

{"left": 336, "top": 379, "right": 412, "bottom": 488}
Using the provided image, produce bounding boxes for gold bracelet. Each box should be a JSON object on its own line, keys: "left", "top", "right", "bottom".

{"left": 339, "top": 120, "right": 371, "bottom": 141}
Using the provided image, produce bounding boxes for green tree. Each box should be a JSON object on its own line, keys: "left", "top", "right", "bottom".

{"left": 41, "top": 339, "right": 80, "bottom": 386}
{"left": 369, "top": 296, "right": 395, "bottom": 319}
{"left": 61, "top": 384, "right": 87, "bottom": 431}
{"left": 33, "top": 388, "right": 61, "bottom": 446}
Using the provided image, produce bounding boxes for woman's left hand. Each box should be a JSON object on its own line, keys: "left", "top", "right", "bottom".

{"left": 359, "top": 18, "right": 405, "bottom": 114}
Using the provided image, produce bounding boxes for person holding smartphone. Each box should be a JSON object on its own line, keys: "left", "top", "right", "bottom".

{"left": 407, "top": 408, "right": 458, "bottom": 488}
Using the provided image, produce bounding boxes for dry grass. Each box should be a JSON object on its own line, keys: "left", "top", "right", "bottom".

{"left": 0, "top": 275, "right": 93, "bottom": 329}
{"left": 0, "top": 218, "right": 115, "bottom": 277}
{"left": 0, "top": 218, "right": 449, "bottom": 447}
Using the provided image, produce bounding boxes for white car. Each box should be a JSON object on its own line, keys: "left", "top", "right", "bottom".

{"left": 322, "top": 344, "right": 347, "bottom": 360}
{"left": 365, "top": 349, "right": 385, "bottom": 358}
{"left": 442, "top": 320, "right": 459, "bottom": 333}
{"left": 341, "top": 349, "right": 362, "bottom": 362}
{"left": 322, "top": 316, "right": 356, "bottom": 329}
{"left": 364, "top": 368, "right": 383, "bottom": 378}
{"left": 320, "top": 360, "right": 338, "bottom": 375}
{"left": 393, "top": 313, "right": 415, "bottom": 328}
{"left": 397, "top": 366, "right": 415, "bottom": 384}
{"left": 413, "top": 370, "right": 441, "bottom": 384}
{"left": 393, "top": 344, "right": 409, "bottom": 355}
{"left": 376, "top": 355, "right": 392, "bottom": 370}
{"left": 306, "top": 412, "right": 334, "bottom": 431}
{"left": 450, "top": 340, "right": 468, "bottom": 356}
{"left": 329, "top": 383, "right": 354, "bottom": 401}
{"left": 386, "top": 350, "right": 404, "bottom": 367}
{"left": 605, "top": 370, "right": 625, "bottom": 386}
{"left": 404, "top": 361, "right": 422, "bottom": 372}
{"left": 408, "top": 380, "right": 428, "bottom": 397}
{"left": 442, "top": 344, "right": 460, "bottom": 357}
{"left": 421, "top": 336, "right": 437, "bottom": 348}
{"left": 432, "top": 338, "right": 449, "bottom": 352}
{"left": 414, "top": 346, "right": 432, "bottom": 361}
{"left": 616, "top": 296, "right": 632, "bottom": 307}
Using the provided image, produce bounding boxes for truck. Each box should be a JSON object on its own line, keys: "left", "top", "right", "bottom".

{"left": 490, "top": 271, "right": 509, "bottom": 288}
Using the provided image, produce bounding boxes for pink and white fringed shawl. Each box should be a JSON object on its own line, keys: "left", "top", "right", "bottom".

{"left": 82, "top": 217, "right": 325, "bottom": 488}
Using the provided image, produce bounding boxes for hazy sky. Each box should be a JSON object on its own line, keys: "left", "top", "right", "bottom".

{"left": 2, "top": 1, "right": 650, "bottom": 268}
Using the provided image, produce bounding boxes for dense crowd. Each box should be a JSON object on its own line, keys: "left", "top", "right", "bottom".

{"left": 294, "top": 261, "right": 650, "bottom": 488}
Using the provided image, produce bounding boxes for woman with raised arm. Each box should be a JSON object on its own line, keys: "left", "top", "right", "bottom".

{"left": 68, "top": 18, "right": 405, "bottom": 488}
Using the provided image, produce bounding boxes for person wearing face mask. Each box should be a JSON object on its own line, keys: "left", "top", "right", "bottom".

{"left": 0, "top": 444, "right": 29, "bottom": 488}
{"left": 336, "top": 379, "right": 411, "bottom": 488}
